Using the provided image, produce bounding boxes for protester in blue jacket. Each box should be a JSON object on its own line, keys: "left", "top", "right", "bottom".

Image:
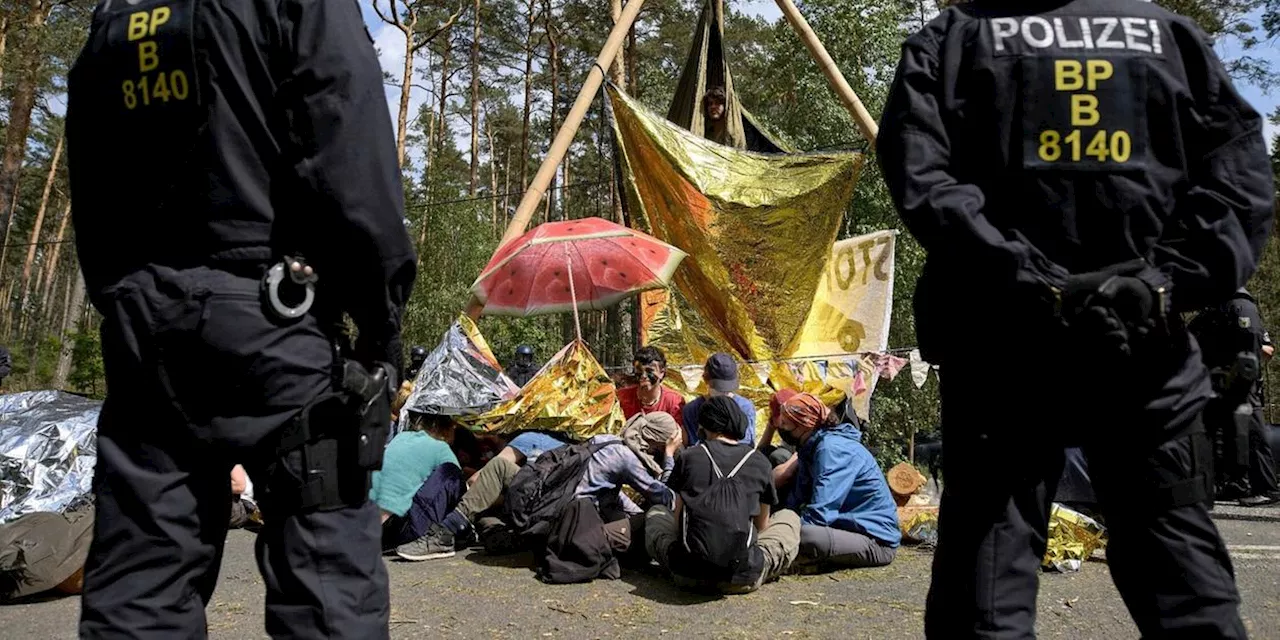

{"left": 773, "top": 393, "right": 900, "bottom": 571}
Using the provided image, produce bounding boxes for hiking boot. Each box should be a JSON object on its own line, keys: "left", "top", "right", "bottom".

{"left": 1238, "top": 494, "right": 1279, "bottom": 507}
{"left": 396, "top": 524, "right": 456, "bottom": 561}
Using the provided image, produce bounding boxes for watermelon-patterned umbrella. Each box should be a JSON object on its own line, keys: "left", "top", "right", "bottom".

{"left": 471, "top": 217, "right": 688, "bottom": 340}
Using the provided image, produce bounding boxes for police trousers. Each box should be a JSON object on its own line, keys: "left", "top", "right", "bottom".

{"left": 78, "top": 266, "right": 390, "bottom": 639}
{"left": 924, "top": 362, "right": 1245, "bottom": 639}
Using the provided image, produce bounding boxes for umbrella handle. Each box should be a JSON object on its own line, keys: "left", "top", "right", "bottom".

{"left": 564, "top": 245, "right": 583, "bottom": 344}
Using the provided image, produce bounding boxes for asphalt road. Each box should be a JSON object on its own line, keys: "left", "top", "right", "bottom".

{"left": 3, "top": 504, "right": 1278, "bottom": 639}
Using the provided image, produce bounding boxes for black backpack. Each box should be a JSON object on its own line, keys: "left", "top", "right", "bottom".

{"left": 679, "top": 444, "right": 757, "bottom": 577}
{"left": 504, "top": 439, "right": 621, "bottom": 539}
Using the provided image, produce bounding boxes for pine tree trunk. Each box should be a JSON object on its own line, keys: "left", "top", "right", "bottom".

{"left": 609, "top": 0, "right": 626, "bottom": 86}
{"left": 468, "top": 0, "right": 481, "bottom": 196}
{"left": 393, "top": 10, "right": 418, "bottom": 168}
{"left": 609, "top": 0, "right": 627, "bottom": 227}
{"left": 39, "top": 199, "right": 70, "bottom": 320}
{"left": 58, "top": 265, "right": 72, "bottom": 333}
{"left": 53, "top": 267, "right": 86, "bottom": 389}
{"left": 483, "top": 104, "right": 499, "bottom": 234}
{"left": 418, "top": 56, "right": 437, "bottom": 247}
{"left": 435, "top": 32, "right": 451, "bottom": 167}
{"left": 0, "top": 176, "right": 24, "bottom": 340}
{"left": 18, "top": 135, "right": 63, "bottom": 335}
{"left": 627, "top": 17, "right": 637, "bottom": 96}
{"left": 0, "top": 15, "right": 9, "bottom": 94}
{"left": 0, "top": 0, "right": 49, "bottom": 243}
{"left": 520, "top": 0, "right": 536, "bottom": 190}
{"left": 502, "top": 147, "right": 511, "bottom": 236}
{"left": 544, "top": 0, "right": 558, "bottom": 223}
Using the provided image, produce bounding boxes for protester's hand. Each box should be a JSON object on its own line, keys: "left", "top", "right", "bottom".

{"left": 665, "top": 428, "right": 683, "bottom": 456}
{"left": 230, "top": 465, "right": 248, "bottom": 495}
{"left": 758, "top": 424, "right": 776, "bottom": 451}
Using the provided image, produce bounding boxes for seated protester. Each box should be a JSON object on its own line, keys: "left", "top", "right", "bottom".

{"left": 437, "top": 430, "right": 574, "bottom": 552}
{"left": 646, "top": 396, "right": 801, "bottom": 594}
{"left": 588, "top": 412, "right": 682, "bottom": 557}
{"left": 438, "top": 425, "right": 678, "bottom": 555}
{"left": 681, "top": 353, "right": 757, "bottom": 447}
{"left": 371, "top": 412, "right": 465, "bottom": 561}
{"left": 616, "top": 346, "right": 686, "bottom": 428}
{"left": 774, "top": 393, "right": 900, "bottom": 572}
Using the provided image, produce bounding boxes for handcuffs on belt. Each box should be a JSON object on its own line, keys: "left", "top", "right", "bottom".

{"left": 262, "top": 254, "right": 318, "bottom": 320}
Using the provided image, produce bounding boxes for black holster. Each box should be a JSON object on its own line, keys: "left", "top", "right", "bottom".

{"left": 273, "top": 360, "right": 394, "bottom": 513}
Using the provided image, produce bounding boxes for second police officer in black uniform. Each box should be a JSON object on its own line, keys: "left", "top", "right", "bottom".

{"left": 1190, "top": 287, "right": 1280, "bottom": 506}
{"left": 879, "top": 0, "right": 1274, "bottom": 637}
{"left": 65, "top": 0, "right": 416, "bottom": 637}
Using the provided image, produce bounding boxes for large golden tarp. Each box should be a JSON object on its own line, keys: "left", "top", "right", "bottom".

{"left": 607, "top": 84, "right": 864, "bottom": 366}
{"left": 464, "top": 340, "right": 625, "bottom": 440}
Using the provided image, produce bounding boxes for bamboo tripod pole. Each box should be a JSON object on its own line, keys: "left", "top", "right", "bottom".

{"left": 773, "top": 0, "right": 878, "bottom": 144}
{"left": 465, "top": 0, "right": 646, "bottom": 320}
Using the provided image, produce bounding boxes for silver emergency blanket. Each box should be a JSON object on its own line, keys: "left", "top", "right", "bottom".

{"left": 401, "top": 317, "right": 520, "bottom": 420}
{"left": 0, "top": 391, "right": 100, "bottom": 525}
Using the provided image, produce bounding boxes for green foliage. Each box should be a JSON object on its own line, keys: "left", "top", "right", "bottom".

{"left": 67, "top": 331, "right": 104, "bottom": 398}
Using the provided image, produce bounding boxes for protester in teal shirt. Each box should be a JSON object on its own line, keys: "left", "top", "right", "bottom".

{"left": 372, "top": 414, "right": 465, "bottom": 560}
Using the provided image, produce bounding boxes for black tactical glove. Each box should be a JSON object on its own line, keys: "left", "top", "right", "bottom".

{"left": 1061, "top": 265, "right": 1165, "bottom": 358}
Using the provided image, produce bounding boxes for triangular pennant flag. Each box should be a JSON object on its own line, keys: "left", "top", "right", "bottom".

{"left": 679, "top": 365, "right": 704, "bottom": 392}
{"left": 910, "top": 349, "right": 930, "bottom": 389}
{"left": 751, "top": 362, "right": 771, "bottom": 386}
{"left": 852, "top": 369, "right": 869, "bottom": 396}
{"left": 789, "top": 362, "right": 808, "bottom": 384}
{"left": 878, "top": 353, "right": 908, "bottom": 381}
{"left": 814, "top": 359, "right": 830, "bottom": 383}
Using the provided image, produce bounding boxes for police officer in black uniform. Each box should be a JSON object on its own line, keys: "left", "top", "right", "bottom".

{"left": 1190, "top": 287, "right": 1280, "bottom": 506}
{"left": 878, "top": 0, "right": 1274, "bottom": 637}
{"left": 64, "top": 0, "right": 415, "bottom": 636}
{"left": 406, "top": 345, "right": 430, "bottom": 382}
{"left": 508, "top": 344, "right": 538, "bottom": 387}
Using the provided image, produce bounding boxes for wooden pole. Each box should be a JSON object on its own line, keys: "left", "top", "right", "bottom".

{"left": 773, "top": 0, "right": 878, "bottom": 144}
{"left": 465, "top": 0, "right": 646, "bottom": 319}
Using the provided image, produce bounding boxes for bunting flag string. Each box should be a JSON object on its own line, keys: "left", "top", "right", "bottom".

{"left": 602, "top": 347, "right": 939, "bottom": 423}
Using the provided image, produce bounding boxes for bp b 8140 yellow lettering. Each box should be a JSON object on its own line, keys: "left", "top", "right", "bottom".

{"left": 1020, "top": 53, "right": 1147, "bottom": 171}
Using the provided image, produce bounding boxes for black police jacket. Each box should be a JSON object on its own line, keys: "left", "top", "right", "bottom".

{"left": 64, "top": 0, "right": 416, "bottom": 366}
{"left": 877, "top": 0, "right": 1274, "bottom": 358}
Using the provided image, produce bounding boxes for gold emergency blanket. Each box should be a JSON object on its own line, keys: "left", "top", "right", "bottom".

{"left": 1042, "top": 503, "right": 1108, "bottom": 573}
{"left": 465, "top": 340, "right": 625, "bottom": 440}
{"left": 606, "top": 83, "right": 864, "bottom": 366}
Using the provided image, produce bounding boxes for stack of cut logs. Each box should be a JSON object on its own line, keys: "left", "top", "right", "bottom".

{"left": 887, "top": 462, "right": 938, "bottom": 527}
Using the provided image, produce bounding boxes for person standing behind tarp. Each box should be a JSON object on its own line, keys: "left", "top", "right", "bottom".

{"left": 878, "top": 0, "right": 1274, "bottom": 637}
{"left": 64, "top": 0, "right": 416, "bottom": 636}
{"left": 507, "top": 345, "right": 539, "bottom": 388}
{"left": 405, "top": 345, "right": 429, "bottom": 383}
{"left": 1190, "top": 288, "right": 1280, "bottom": 506}
{"left": 703, "top": 87, "right": 729, "bottom": 146}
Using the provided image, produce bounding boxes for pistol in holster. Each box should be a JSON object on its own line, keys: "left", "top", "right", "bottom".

{"left": 274, "top": 359, "right": 396, "bottom": 513}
